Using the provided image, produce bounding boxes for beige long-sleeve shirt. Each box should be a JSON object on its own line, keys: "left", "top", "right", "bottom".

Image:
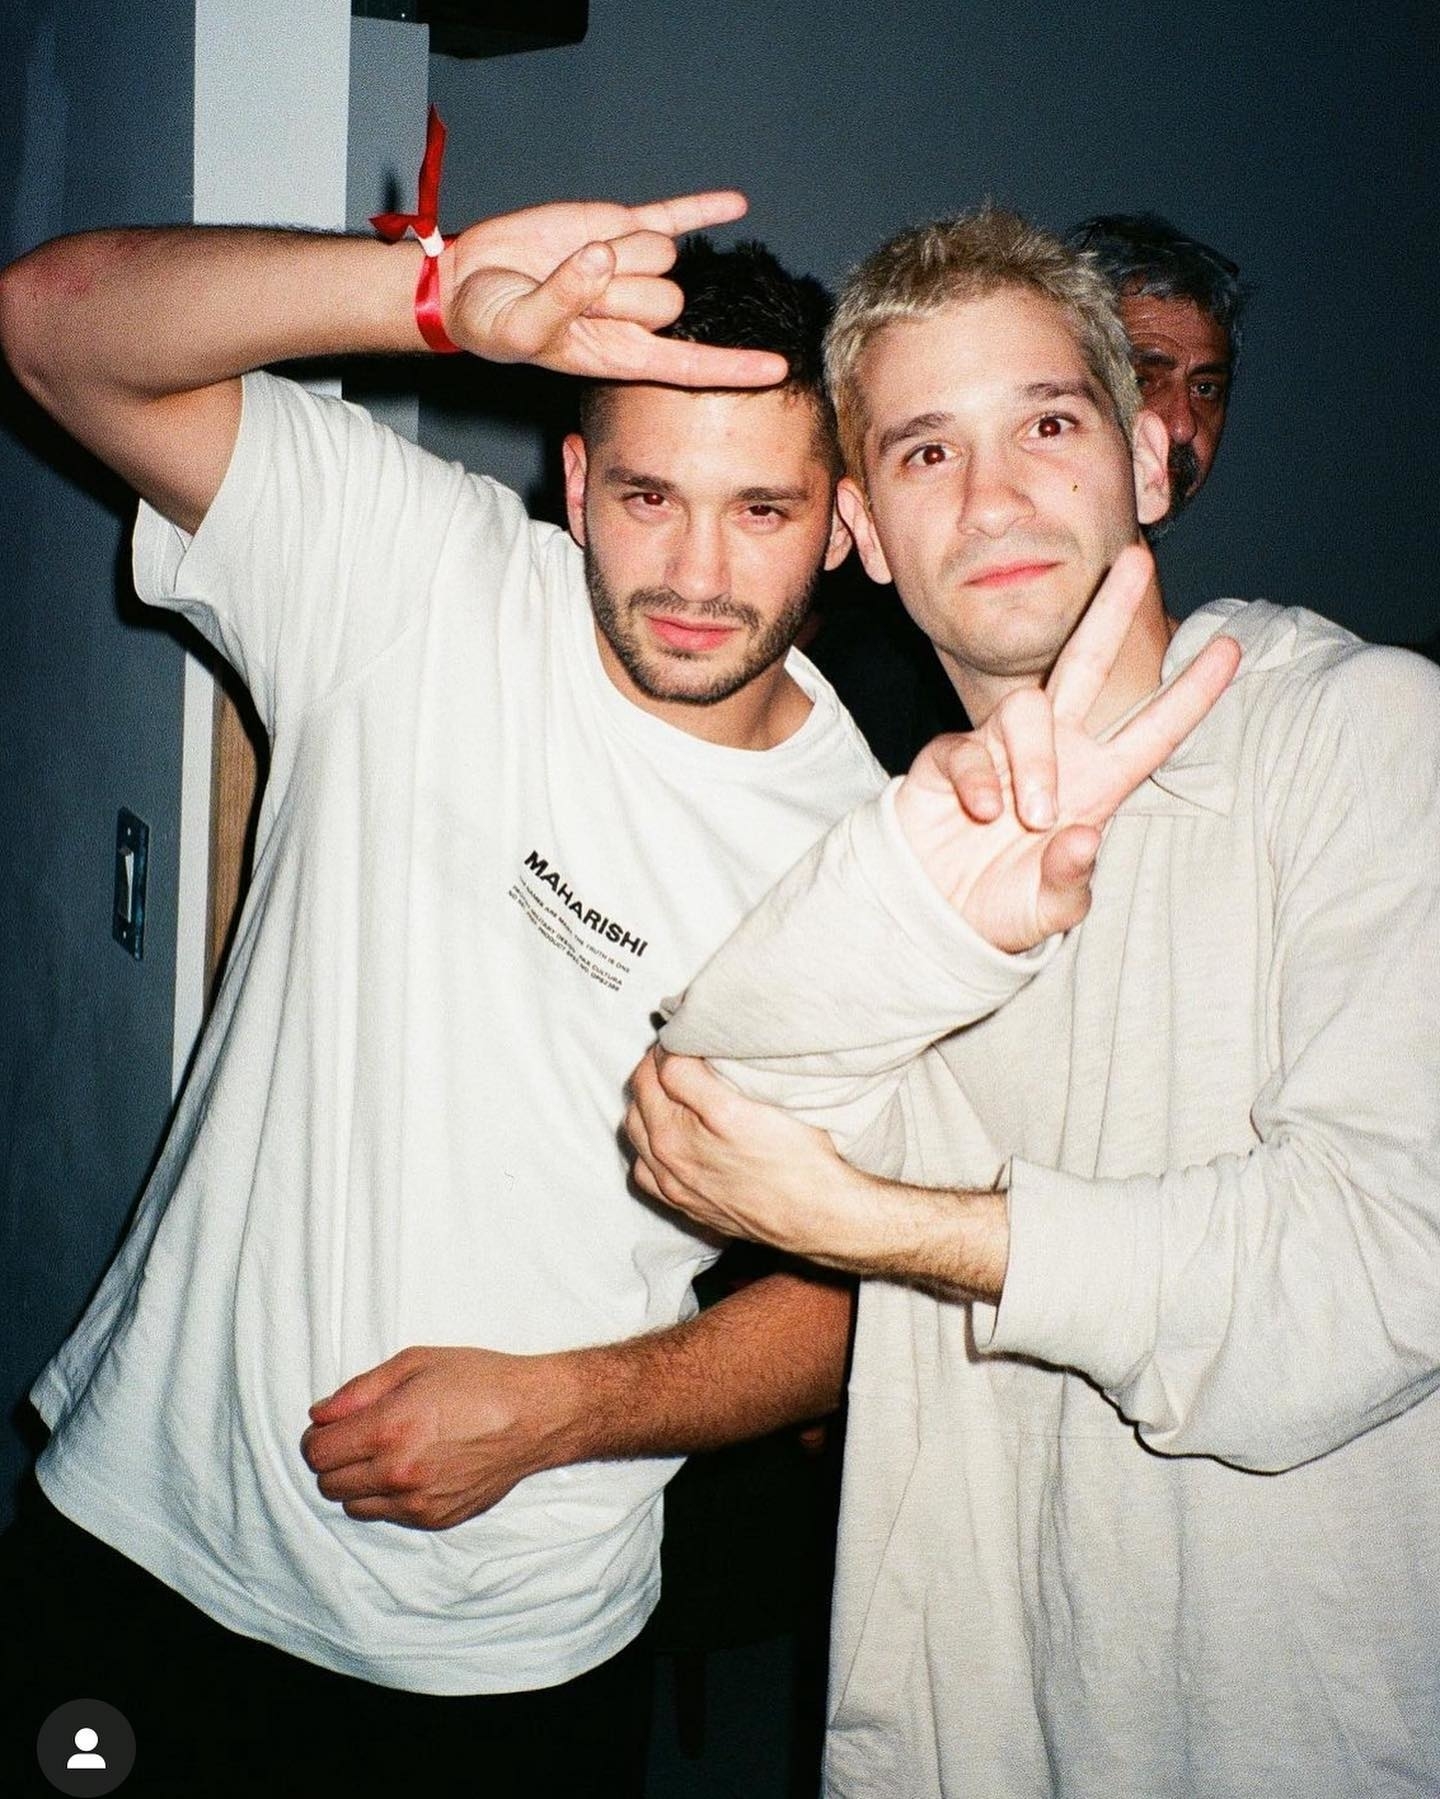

{"left": 664, "top": 600, "right": 1440, "bottom": 1797}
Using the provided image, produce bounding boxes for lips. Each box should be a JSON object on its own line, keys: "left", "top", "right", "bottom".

{"left": 646, "top": 614, "right": 742, "bottom": 653}
{"left": 963, "top": 560, "right": 1061, "bottom": 588}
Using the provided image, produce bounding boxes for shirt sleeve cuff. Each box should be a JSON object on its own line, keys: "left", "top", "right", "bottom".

{"left": 130, "top": 373, "right": 265, "bottom": 676}
{"left": 971, "top": 1157, "right": 1159, "bottom": 1391}
{"left": 862, "top": 779, "right": 1060, "bottom": 1007}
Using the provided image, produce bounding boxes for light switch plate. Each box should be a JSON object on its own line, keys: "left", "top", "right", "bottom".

{"left": 113, "top": 808, "right": 149, "bottom": 959}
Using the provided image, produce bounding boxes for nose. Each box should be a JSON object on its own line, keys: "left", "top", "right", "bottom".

{"left": 1156, "top": 387, "right": 1198, "bottom": 447}
{"left": 665, "top": 516, "right": 728, "bottom": 603}
{"left": 958, "top": 448, "right": 1034, "bottom": 538}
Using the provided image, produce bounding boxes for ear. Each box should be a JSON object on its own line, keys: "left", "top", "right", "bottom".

{"left": 1131, "top": 409, "right": 1171, "bottom": 528}
{"left": 562, "top": 433, "right": 589, "bottom": 546}
{"left": 836, "top": 476, "right": 893, "bottom": 585}
{"left": 822, "top": 496, "right": 853, "bottom": 572}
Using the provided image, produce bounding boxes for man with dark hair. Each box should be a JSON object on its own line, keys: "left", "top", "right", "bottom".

{"left": 0, "top": 193, "right": 881, "bottom": 1793}
{"left": 630, "top": 203, "right": 1440, "bottom": 1796}
{"left": 1067, "top": 212, "right": 1244, "bottom": 519}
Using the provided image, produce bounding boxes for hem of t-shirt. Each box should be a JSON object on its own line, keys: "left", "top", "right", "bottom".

{"left": 34, "top": 1446, "right": 659, "bottom": 1696}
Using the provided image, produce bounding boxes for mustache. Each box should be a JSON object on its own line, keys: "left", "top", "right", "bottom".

{"left": 626, "top": 588, "right": 762, "bottom": 631}
{"left": 1167, "top": 441, "right": 1201, "bottom": 512}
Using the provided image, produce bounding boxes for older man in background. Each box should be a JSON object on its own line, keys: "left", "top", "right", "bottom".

{"left": 1067, "top": 211, "right": 1244, "bottom": 521}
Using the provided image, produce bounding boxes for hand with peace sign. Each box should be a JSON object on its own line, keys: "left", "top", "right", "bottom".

{"left": 894, "top": 544, "right": 1241, "bottom": 953}
{"left": 440, "top": 191, "right": 788, "bottom": 388}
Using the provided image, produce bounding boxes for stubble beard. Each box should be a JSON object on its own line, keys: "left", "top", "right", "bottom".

{"left": 929, "top": 528, "right": 1089, "bottom": 681}
{"left": 584, "top": 543, "right": 818, "bottom": 707}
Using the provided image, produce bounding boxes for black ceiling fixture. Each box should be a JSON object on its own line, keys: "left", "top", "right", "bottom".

{"left": 352, "top": 1, "right": 589, "bottom": 59}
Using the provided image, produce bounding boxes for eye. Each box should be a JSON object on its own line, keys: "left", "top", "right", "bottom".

{"left": 1031, "top": 413, "right": 1075, "bottom": 440}
{"left": 1192, "top": 379, "right": 1227, "bottom": 404}
{"left": 623, "top": 490, "right": 669, "bottom": 511}
{"left": 745, "top": 503, "right": 783, "bottom": 520}
{"left": 903, "top": 442, "right": 952, "bottom": 468}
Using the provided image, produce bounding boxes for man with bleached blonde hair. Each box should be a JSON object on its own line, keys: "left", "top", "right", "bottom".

{"left": 629, "top": 205, "right": 1440, "bottom": 1796}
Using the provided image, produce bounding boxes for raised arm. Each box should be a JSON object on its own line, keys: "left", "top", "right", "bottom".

{"left": 0, "top": 191, "right": 784, "bottom": 532}
{"left": 643, "top": 550, "right": 1238, "bottom": 1147}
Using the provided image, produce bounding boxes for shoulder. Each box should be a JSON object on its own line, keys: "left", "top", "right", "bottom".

{"left": 1207, "top": 602, "right": 1440, "bottom": 860}
{"left": 243, "top": 370, "right": 536, "bottom": 530}
{"left": 1182, "top": 598, "right": 1439, "bottom": 741}
{"left": 785, "top": 646, "right": 890, "bottom": 794}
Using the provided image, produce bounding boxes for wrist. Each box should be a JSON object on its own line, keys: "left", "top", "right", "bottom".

{"left": 534, "top": 1346, "right": 614, "bottom": 1469}
{"left": 369, "top": 103, "right": 461, "bottom": 355}
{"left": 841, "top": 1173, "right": 1009, "bottom": 1299}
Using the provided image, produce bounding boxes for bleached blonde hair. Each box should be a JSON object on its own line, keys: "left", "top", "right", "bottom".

{"left": 825, "top": 205, "right": 1141, "bottom": 481}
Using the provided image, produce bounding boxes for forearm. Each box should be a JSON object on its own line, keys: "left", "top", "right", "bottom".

{"left": 719, "top": 1165, "right": 1010, "bottom": 1298}
{"left": 552, "top": 1270, "right": 855, "bottom": 1464}
{"left": 1, "top": 227, "right": 425, "bottom": 405}
{"left": 302, "top": 1271, "right": 857, "bottom": 1528}
{"left": 991, "top": 1142, "right": 1440, "bottom": 1471}
{"left": 0, "top": 226, "right": 427, "bottom": 525}
{"left": 662, "top": 786, "right": 1050, "bottom": 1156}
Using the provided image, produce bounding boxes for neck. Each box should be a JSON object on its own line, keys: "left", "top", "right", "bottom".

{"left": 592, "top": 627, "right": 813, "bottom": 751}
{"left": 943, "top": 580, "right": 1177, "bottom": 734}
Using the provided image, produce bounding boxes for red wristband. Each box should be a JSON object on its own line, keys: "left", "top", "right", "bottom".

{"left": 371, "top": 105, "right": 461, "bottom": 355}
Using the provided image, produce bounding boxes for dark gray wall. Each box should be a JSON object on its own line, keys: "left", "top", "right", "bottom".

{"left": 0, "top": 0, "right": 194, "bottom": 1522}
{"left": 425, "top": 0, "right": 1437, "bottom": 641}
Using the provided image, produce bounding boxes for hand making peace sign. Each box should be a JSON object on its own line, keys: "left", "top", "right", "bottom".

{"left": 894, "top": 543, "right": 1241, "bottom": 953}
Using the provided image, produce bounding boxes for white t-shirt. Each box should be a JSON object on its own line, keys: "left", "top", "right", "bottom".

{"left": 32, "top": 371, "right": 883, "bottom": 1695}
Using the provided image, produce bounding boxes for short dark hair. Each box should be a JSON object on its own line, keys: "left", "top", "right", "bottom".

{"left": 1065, "top": 213, "right": 1248, "bottom": 360}
{"left": 578, "top": 237, "right": 840, "bottom": 473}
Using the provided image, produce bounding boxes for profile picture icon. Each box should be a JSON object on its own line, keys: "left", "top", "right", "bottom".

{"left": 67, "top": 1725, "right": 107, "bottom": 1769}
{"left": 35, "top": 1698, "right": 135, "bottom": 1792}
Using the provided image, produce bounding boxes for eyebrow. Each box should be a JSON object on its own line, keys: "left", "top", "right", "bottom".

{"left": 602, "top": 466, "right": 814, "bottom": 505}
{"left": 1132, "top": 349, "right": 1232, "bottom": 376}
{"left": 873, "top": 411, "right": 955, "bottom": 459}
{"left": 1020, "top": 379, "right": 1106, "bottom": 409}
{"left": 603, "top": 466, "right": 678, "bottom": 496}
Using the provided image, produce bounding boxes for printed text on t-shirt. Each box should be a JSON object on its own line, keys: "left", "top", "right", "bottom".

{"left": 510, "top": 851, "right": 649, "bottom": 992}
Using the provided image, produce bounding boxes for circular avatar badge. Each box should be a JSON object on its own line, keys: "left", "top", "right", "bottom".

{"left": 35, "top": 1698, "right": 137, "bottom": 1794}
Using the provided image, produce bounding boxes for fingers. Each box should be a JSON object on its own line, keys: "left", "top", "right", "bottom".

{"left": 922, "top": 733, "right": 1004, "bottom": 823}
{"left": 653, "top": 1052, "right": 738, "bottom": 1131}
{"left": 625, "top": 190, "right": 750, "bottom": 239}
{"left": 301, "top": 1412, "right": 373, "bottom": 1476}
{"left": 1034, "top": 824, "right": 1101, "bottom": 937}
{"left": 309, "top": 1354, "right": 406, "bottom": 1423}
{"left": 1047, "top": 543, "right": 1153, "bottom": 725}
{"left": 1097, "top": 634, "right": 1240, "bottom": 811}
{"left": 986, "top": 687, "right": 1058, "bottom": 830}
{"left": 616, "top": 331, "right": 788, "bottom": 389}
{"left": 603, "top": 229, "right": 682, "bottom": 277}
{"left": 583, "top": 274, "right": 685, "bottom": 331}
{"left": 496, "top": 239, "right": 620, "bottom": 360}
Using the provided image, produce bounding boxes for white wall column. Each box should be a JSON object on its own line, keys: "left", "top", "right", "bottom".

{"left": 174, "top": 0, "right": 353, "bottom": 1091}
